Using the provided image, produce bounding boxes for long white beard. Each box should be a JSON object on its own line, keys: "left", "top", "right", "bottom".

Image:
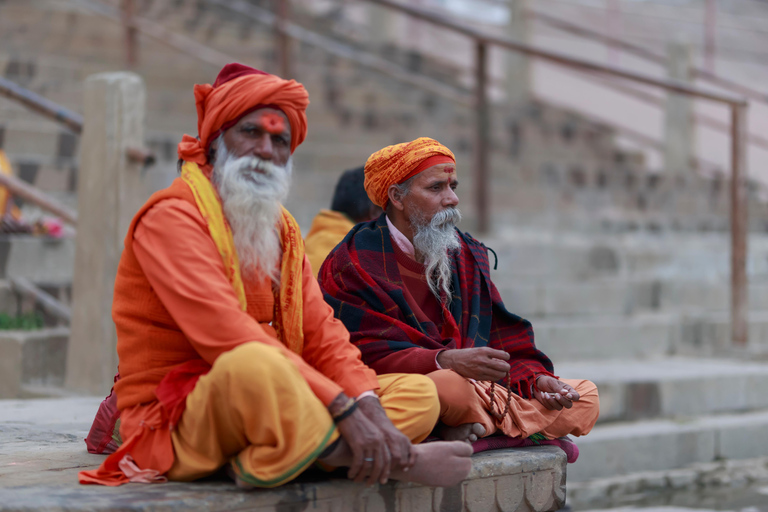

{"left": 411, "top": 206, "right": 462, "bottom": 303}
{"left": 211, "top": 141, "right": 292, "bottom": 284}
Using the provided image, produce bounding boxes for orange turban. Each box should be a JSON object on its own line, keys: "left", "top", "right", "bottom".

{"left": 177, "top": 63, "right": 309, "bottom": 165}
{"left": 364, "top": 137, "right": 456, "bottom": 208}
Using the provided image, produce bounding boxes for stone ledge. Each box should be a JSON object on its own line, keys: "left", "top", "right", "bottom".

{"left": 0, "top": 397, "right": 566, "bottom": 512}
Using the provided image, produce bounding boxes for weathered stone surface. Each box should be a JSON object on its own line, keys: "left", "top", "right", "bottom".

{"left": 556, "top": 357, "right": 768, "bottom": 423}
{"left": 0, "top": 397, "right": 566, "bottom": 512}
{"left": 0, "top": 327, "right": 70, "bottom": 398}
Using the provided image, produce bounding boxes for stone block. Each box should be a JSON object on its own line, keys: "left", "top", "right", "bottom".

{"left": 0, "top": 235, "right": 74, "bottom": 284}
{"left": 0, "top": 327, "right": 70, "bottom": 398}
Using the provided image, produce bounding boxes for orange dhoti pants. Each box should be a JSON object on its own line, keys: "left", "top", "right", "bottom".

{"left": 427, "top": 369, "right": 599, "bottom": 439}
{"left": 168, "top": 343, "right": 440, "bottom": 486}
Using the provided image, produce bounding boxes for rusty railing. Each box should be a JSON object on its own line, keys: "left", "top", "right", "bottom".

{"left": 0, "top": 76, "right": 155, "bottom": 224}
{"left": 351, "top": 0, "right": 750, "bottom": 346}
{"left": 101, "top": 0, "right": 752, "bottom": 345}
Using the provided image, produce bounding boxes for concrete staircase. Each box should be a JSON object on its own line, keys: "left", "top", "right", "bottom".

{"left": 3, "top": 1, "right": 768, "bottom": 509}
{"left": 483, "top": 229, "right": 768, "bottom": 508}
{"left": 3, "top": 0, "right": 764, "bottom": 233}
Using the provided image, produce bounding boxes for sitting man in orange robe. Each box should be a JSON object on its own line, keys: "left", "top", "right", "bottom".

{"left": 319, "top": 138, "right": 599, "bottom": 452}
{"left": 305, "top": 166, "right": 382, "bottom": 276}
{"left": 79, "top": 65, "right": 472, "bottom": 488}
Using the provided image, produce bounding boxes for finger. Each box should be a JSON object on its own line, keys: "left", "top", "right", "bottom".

{"left": 487, "top": 358, "right": 511, "bottom": 373}
{"left": 482, "top": 369, "right": 509, "bottom": 382}
{"left": 562, "top": 384, "right": 580, "bottom": 401}
{"left": 379, "top": 444, "right": 392, "bottom": 485}
{"left": 544, "top": 392, "right": 563, "bottom": 411}
{"left": 368, "top": 444, "right": 385, "bottom": 486}
{"left": 535, "top": 390, "right": 559, "bottom": 411}
{"left": 481, "top": 347, "right": 511, "bottom": 361}
{"left": 553, "top": 392, "right": 573, "bottom": 409}
{"left": 353, "top": 450, "right": 374, "bottom": 483}
{"left": 347, "top": 446, "right": 364, "bottom": 480}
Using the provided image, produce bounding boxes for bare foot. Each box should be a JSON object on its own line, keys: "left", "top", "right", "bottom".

{"left": 390, "top": 441, "right": 473, "bottom": 487}
{"left": 320, "top": 439, "right": 473, "bottom": 487}
{"left": 438, "top": 422, "right": 486, "bottom": 443}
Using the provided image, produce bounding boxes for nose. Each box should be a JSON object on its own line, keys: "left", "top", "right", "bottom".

{"left": 252, "top": 133, "right": 274, "bottom": 161}
{"left": 443, "top": 187, "right": 459, "bottom": 208}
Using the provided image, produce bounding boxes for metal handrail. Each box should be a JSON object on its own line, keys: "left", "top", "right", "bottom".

{"left": 0, "top": 76, "right": 84, "bottom": 134}
{"left": 357, "top": 0, "right": 750, "bottom": 347}
{"left": 527, "top": 9, "right": 768, "bottom": 106}
{"left": 362, "top": 0, "right": 744, "bottom": 106}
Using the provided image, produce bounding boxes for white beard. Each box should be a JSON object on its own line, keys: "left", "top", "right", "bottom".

{"left": 410, "top": 206, "right": 462, "bottom": 303}
{"left": 211, "top": 139, "right": 293, "bottom": 284}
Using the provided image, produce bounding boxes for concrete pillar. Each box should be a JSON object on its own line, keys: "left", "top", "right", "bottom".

{"left": 663, "top": 39, "right": 694, "bottom": 176}
{"left": 66, "top": 73, "right": 146, "bottom": 394}
{"left": 505, "top": 0, "right": 531, "bottom": 105}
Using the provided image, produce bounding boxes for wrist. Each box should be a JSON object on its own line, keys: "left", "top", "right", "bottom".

{"left": 328, "top": 392, "right": 352, "bottom": 417}
{"left": 437, "top": 350, "right": 451, "bottom": 369}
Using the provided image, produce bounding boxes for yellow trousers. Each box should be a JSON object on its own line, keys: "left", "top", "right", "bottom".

{"left": 168, "top": 342, "right": 440, "bottom": 486}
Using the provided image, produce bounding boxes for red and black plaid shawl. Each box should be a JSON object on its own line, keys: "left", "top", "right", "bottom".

{"left": 319, "top": 214, "right": 555, "bottom": 398}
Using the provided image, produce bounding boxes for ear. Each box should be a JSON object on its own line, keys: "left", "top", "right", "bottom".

{"left": 387, "top": 184, "right": 406, "bottom": 212}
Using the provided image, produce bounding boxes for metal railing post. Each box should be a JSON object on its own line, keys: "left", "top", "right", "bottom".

{"left": 276, "top": 0, "right": 293, "bottom": 78}
{"left": 731, "top": 104, "right": 749, "bottom": 346}
{"left": 122, "top": 0, "right": 138, "bottom": 68}
{"left": 475, "top": 40, "right": 489, "bottom": 234}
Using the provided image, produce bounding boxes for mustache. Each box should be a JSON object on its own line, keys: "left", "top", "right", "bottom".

{"left": 231, "top": 156, "right": 287, "bottom": 181}
{"left": 430, "top": 207, "right": 462, "bottom": 228}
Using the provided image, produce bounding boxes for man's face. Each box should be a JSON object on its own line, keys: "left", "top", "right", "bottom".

{"left": 221, "top": 107, "right": 291, "bottom": 168}
{"left": 402, "top": 163, "right": 459, "bottom": 224}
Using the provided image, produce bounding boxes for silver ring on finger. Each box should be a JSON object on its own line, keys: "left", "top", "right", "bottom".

{"left": 363, "top": 457, "right": 375, "bottom": 462}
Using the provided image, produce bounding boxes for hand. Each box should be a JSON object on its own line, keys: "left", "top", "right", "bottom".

{"left": 533, "top": 375, "right": 580, "bottom": 411}
{"left": 330, "top": 394, "right": 391, "bottom": 485}
{"left": 437, "top": 347, "right": 511, "bottom": 381}
{"left": 357, "top": 396, "right": 416, "bottom": 474}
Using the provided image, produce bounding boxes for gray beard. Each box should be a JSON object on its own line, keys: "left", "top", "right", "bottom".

{"left": 411, "top": 206, "right": 462, "bottom": 304}
{"left": 211, "top": 139, "right": 292, "bottom": 284}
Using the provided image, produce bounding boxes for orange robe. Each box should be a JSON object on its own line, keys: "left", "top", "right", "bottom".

{"left": 304, "top": 209, "right": 355, "bottom": 277}
{"left": 80, "top": 176, "right": 437, "bottom": 486}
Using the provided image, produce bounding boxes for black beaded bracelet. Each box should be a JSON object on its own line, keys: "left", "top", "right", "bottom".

{"left": 332, "top": 401, "right": 359, "bottom": 423}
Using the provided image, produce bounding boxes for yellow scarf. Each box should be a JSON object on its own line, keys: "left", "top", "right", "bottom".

{"left": 180, "top": 161, "right": 305, "bottom": 355}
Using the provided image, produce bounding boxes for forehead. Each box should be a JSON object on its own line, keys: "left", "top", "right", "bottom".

{"left": 414, "top": 163, "right": 457, "bottom": 183}
{"left": 234, "top": 107, "right": 290, "bottom": 132}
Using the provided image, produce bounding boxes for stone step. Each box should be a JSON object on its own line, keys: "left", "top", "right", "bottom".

{"left": 485, "top": 230, "right": 768, "bottom": 283}
{"left": 532, "top": 313, "right": 679, "bottom": 362}
{"left": 498, "top": 278, "right": 768, "bottom": 318}
{"left": 0, "top": 327, "right": 70, "bottom": 398}
{"left": 534, "top": 312, "right": 768, "bottom": 361}
{"left": 556, "top": 357, "right": 768, "bottom": 423}
{"left": 569, "top": 409, "right": 768, "bottom": 483}
{"left": 0, "top": 397, "right": 567, "bottom": 512}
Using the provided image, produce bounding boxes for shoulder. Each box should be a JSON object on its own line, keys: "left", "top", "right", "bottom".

{"left": 134, "top": 198, "right": 206, "bottom": 241}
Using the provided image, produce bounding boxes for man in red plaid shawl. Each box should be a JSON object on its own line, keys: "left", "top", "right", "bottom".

{"left": 319, "top": 137, "right": 599, "bottom": 448}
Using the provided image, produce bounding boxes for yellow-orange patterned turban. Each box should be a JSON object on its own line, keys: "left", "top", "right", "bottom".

{"left": 364, "top": 137, "right": 455, "bottom": 208}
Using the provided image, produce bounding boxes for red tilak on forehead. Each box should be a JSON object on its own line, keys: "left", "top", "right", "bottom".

{"left": 261, "top": 112, "right": 286, "bottom": 135}
{"left": 443, "top": 166, "right": 456, "bottom": 174}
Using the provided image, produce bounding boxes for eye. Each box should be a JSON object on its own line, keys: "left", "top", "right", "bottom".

{"left": 272, "top": 135, "right": 289, "bottom": 146}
